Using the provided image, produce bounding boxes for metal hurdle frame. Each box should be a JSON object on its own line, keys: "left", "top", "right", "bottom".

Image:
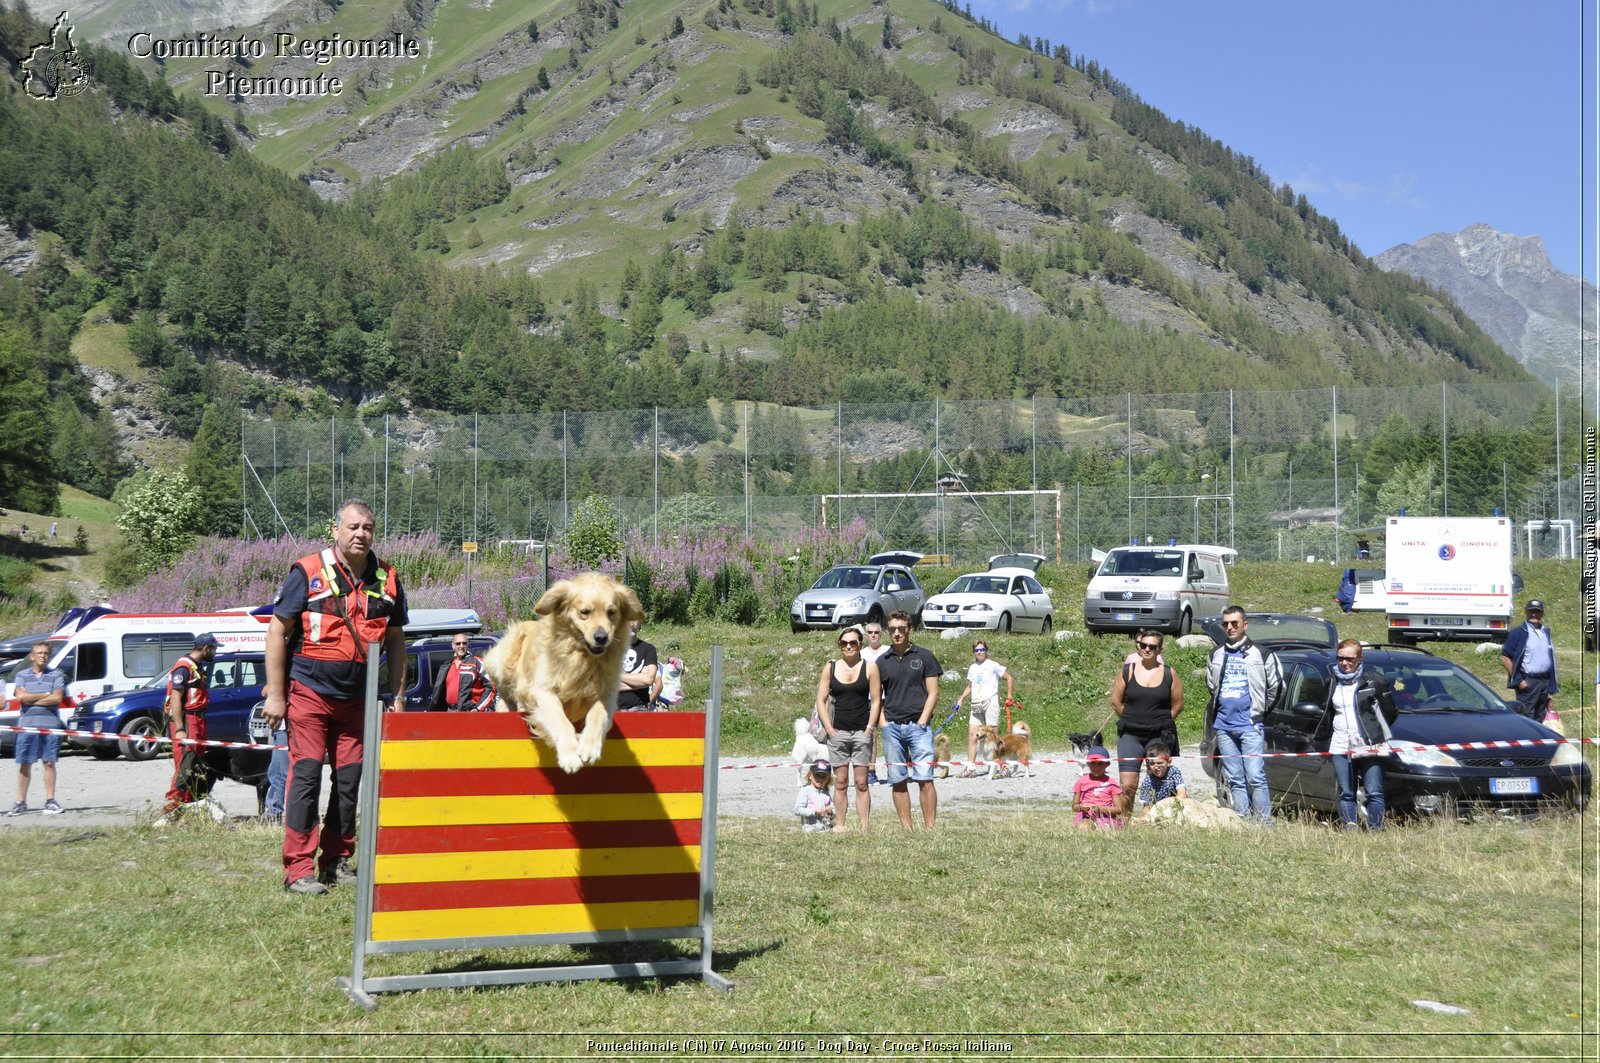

{"left": 339, "top": 644, "right": 733, "bottom": 1008}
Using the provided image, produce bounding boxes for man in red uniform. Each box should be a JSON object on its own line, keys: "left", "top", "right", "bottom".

{"left": 262, "top": 500, "right": 409, "bottom": 895}
{"left": 430, "top": 632, "right": 497, "bottom": 712}
{"left": 162, "top": 632, "right": 219, "bottom": 816}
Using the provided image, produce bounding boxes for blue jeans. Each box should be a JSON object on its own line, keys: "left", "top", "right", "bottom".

{"left": 880, "top": 721, "right": 934, "bottom": 784}
{"left": 1331, "top": 753, "right": 1386, "bottom": 830}
{"left": 1214, "top": 724, "right": 1271, "bottom": 823}
{"left": 265, "top": 728, "right": 289, "bottom": 817}
{"left": 14, "top": 731, "right": 61, "bottom": 764}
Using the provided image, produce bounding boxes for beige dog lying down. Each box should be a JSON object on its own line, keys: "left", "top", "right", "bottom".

{"left": 1143, "top": 794, "right": 1244, "bottom": 829}
{"left": 482, "top": 572, "right": 645, "bottom": 774}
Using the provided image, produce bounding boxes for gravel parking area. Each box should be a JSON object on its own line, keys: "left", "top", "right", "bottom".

{"left": 0, "top": 748, "right": 1209, "bottom": 828}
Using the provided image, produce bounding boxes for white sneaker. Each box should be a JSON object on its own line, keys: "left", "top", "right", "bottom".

{"left": 42, "top": 800, "right": 63, "bottom": 815}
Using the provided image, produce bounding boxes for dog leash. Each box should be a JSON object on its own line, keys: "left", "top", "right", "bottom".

{"left": 932, "top": 701, "right": 963, "bottom": 739}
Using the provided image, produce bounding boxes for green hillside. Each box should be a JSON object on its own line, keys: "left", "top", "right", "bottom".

{"left": 0, "top": 0, "right": 1566, "bottom": 550}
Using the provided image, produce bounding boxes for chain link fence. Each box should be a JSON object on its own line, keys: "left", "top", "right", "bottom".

{"left": 241, "top": 380, "right": 1585, "bottom": 566}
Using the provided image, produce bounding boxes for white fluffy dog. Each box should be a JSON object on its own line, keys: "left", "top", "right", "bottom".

{"left": 790, "top": 717, "right": 830, "bottom": 784}
{"left": 1144, "top": 795, "right": 1244, "bottom": 830}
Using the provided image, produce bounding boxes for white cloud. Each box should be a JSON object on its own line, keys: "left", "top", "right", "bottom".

{"left": 1282, "top": 162, "right": 1374, "bottom": 201}
{"left": 1382, "top": 173, "right": 1425, "bottom": 210}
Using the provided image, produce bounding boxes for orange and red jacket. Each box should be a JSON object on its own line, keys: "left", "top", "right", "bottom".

{"left": 293, "top": 546, "right": 399, "bottom": 662}
{"left": 165, "top": 654, "right": 210, "bottom": 717}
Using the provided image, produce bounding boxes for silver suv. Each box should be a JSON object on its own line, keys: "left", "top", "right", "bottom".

{"left": 790, "top": 551, "right": 925, "bottom": 632}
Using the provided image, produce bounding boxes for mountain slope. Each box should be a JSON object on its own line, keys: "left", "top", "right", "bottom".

{"left": 83, "top": 0, "right": 1526, "bottom": 392}
{"left": 1375, "top": 224, "right": 1594, "bottom": 394}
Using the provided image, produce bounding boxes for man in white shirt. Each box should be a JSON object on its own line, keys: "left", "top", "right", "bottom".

{"left": 859, "top": 623, "right": 888, "bottom": 782}
{"left": 955, "top": 640, "right": 1014, "bottom": 777}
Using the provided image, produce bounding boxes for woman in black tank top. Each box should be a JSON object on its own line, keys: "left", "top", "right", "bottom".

{"left": 1108, "top": 629, "right": 1185, "bottom": 820}
{"left": 812, "top": 627, "right": 882, "bottom": 831}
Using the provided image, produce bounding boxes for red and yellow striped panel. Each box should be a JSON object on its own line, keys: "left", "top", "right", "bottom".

{"left": 371, "top": 712, "right": 706, "bottom": 943}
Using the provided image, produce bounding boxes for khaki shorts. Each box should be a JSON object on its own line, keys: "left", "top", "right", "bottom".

{"left": 828, "top": 729, "right": 873, "bottom": 767}
{"left": 969, "top": 695, "right": 1001, "bottom": 728}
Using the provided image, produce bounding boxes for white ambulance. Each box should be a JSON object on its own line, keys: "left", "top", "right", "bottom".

{"left": 1, "top": 605, "right": 481, "bottom": 749}
{"left": 1384, "top": 516, "right": 1514, "bottom": 644}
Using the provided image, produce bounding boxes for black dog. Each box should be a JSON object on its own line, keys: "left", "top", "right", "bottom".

{"left": 1066, "top": 731, "right": 1103, "bottom": 757}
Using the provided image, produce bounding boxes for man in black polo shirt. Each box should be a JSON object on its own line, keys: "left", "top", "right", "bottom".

{"left": 875, "top": 611, "right": 942, "bottom": 828}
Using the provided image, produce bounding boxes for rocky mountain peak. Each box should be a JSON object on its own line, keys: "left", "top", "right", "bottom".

{"left": 1377, "top": 224, "right": 1591, "bottom": 393}
{"left": 1449, "top": 223, "right": 1557, "bottom": 282}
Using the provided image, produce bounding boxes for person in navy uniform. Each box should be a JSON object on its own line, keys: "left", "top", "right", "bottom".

{"left": 161, "top": 632, "right": 220, "bottom": 816}
{"left": 1501, "top": 599, "right": 1557, "bottom": 721}
{"left": 262, "top": 500, "right": 409, "bottom": 895}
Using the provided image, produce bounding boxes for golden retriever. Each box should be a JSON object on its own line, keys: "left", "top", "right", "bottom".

{"left": 482, "top": 572, "right": 645, "bottom": 773}
{"left": 933, "top": 733, "right": 951, "bottom": 779}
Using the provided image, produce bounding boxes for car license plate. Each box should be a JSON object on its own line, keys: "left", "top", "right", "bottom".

{"left": 1424, "top": 617, "right": 1466, "bottom": 626}
{"left": 1113, "top": 612, "right": 1135, "bottom": 621}
{"left": 1490, "top": 777, "right": 1538, "bottom": 795}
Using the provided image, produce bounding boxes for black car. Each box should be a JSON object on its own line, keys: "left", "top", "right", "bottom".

{"left": 1199, "top": 612, "right": 1340, "bottom": 652}
{"left": 228, "top": 630, "right": 502, "bottom": 771}
{"left": 1199, "top": 633, "right": 1591, "bottom": 817}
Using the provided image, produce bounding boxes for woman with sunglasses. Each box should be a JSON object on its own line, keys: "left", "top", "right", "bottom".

{"left": 1318, "top": 639, "right": 1398, "bottom": 830}
{"left": 1109, "top": 629, "right": 1183, "bottom": 821}
{"left": 813, "top": 626, "right": 881, "bottom": 831}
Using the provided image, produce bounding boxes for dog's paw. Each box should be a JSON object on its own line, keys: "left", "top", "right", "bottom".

{"left": 576, "top": 729, "right": 606, "bottom": 764}
{"left": 553, "top": 737, "right": 586, "bottom": 773}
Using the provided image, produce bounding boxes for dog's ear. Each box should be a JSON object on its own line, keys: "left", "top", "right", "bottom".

{"left": 617, "top": 584, "right": 645, "bottom": 625}
{"left": 534, "top": 580, "right": 571, "bottom": 617}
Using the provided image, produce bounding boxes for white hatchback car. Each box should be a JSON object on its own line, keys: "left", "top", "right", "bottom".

{"left": 920, "top": 554, "right": 1053, "bottom": 634}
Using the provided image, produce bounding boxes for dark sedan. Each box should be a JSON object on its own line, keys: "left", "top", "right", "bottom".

{"left": 1201, "top": 642, "right": 1591, "bottom": 817}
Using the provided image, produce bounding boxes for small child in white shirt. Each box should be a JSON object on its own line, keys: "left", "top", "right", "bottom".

{"left": 794, "top": 760, "right": 836, "bottom": 832}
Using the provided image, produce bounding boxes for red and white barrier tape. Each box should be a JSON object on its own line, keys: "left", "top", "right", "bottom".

{"left": 4, "top": 723, "right": 265, "bottom": 752}
{"left": 9, "top": 723, "right": 1596, "bottom": 768}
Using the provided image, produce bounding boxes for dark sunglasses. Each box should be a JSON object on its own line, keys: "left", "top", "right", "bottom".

{"left": 888, "top": 625, "right": 910, "bottom": 633}
{"left": 839, "top": 639, "right": 860, "bottom": 647}
{"left": 1137, "top": 642, "right": 1160, "bottom": 651}
{"left": 972, "top": 647, "right": 987, "bottom": 653}
{"left": 1336, "top": 655, "right": 1360, "bottom": 663}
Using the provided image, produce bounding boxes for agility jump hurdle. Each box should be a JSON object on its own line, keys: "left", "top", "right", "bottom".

{"left": 340, "top": 646, "right": 732, "bottom": 1007}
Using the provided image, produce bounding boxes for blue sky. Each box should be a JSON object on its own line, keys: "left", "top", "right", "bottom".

{"left": 966, "top": 0, "right": 1597, "bottom": 281}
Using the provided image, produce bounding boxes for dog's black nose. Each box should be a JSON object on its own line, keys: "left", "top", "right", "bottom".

{"left": 592, "top": 632, "right": 609, "bottom": 647}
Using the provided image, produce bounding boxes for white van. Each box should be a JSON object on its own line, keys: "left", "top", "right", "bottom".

{"left": 1083, "top": 544, "right": 1232, "bottom": 636}
{"left": 2, "top": 606, "right": 481, "bottom": 743}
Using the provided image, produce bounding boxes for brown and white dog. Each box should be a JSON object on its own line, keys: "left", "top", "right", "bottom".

{"left": 482, "top": 572, "right": 645, "bottom": 774}
{"left": 933, "top": 733, "right": 951, "bottom": 779}
{"left": 976, "top": 721, "right": 1034, "bottom": 778}
{"left": 995, "top": 720, "right": 1034, "bottom": 778}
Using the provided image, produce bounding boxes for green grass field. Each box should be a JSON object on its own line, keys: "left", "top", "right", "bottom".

{"left": 0, "top": 810, "right": 1589, "bottom": 1057}
{"left": 0, "top": 552, "right": 1592, "bottom": 1054}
